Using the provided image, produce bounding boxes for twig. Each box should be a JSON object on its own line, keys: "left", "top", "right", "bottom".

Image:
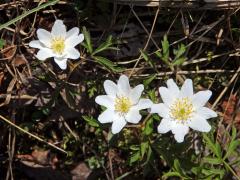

{"left": 0, "top": 114, "right": 67, "bottom": 154}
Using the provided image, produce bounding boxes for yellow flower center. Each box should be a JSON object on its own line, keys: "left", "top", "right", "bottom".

{"left": 170, "top": 97, "right": 194, "bottom": 122}
{"left": 51, "top": 37, "right": 65, "bottom": 54}
{"left": 115, "top": 96, "right": 132, "bottom": 115}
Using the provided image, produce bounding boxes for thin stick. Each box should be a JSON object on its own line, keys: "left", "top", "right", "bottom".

{"left": 0, "top": 114, "right": 67, "bottom": 154}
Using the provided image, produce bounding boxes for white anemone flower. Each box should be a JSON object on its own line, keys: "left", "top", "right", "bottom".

{"left": 29, "top": 19, "right": 84, "bottom": 70}
{"left": 95, "top": 75, "right": 153, "bottom": 134}
{"left": 151, "top": 79, "right": 217, "bottom": 143}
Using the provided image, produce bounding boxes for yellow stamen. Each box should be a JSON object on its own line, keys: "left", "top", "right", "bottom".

{"left": 51, "top": 37, "right": 65, "bottom": 54}
{"left": 115, "top": 96, "right": 132, "bottom": 115}
{"left": 170, "top": 97, "right": 194, "bottom": 122}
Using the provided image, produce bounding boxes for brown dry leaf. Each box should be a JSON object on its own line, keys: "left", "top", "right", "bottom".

{"left": 12, "top": 54, "right": 27, "bottom": 66}
{"left": 71, "top": 162, "right": 92, "bottom": 180}
{"left": 2, "top": 46, "right": 16, "bottom": 61}
{"left": 221, "top": 94, "right": 240, "bottom": 129}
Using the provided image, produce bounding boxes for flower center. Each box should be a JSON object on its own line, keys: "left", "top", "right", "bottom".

{"left": 170, "top": 97, "right": 194, "bottom": 122}
{"left": 115, "top": 96, "right": 132, "bottom": 115}
{"left": 51, "top": 37, "right": 65, "bottom": 54}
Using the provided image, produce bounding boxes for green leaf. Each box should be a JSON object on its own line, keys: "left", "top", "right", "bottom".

{"left": 162, "top": 35, "right": 169, "bottom": 59}
{"left": 172, "top": 57, "right": 187, "bottom": 66}
{"left": 203, "top": 157, "right": 222, "bottom": 165}
{"left": 140, "top": 141, "right": 149, "bottom": 158}
{"left": 93, "top": 56, "right": 123, "bottom": 72}
{"left": 143, "top": 74, "right": 156, "bottom": 87}
{"left": 173, "top": 44, "right": 186, "bottom": 60}
{"left": 129, "top": 151, "right": 140, "bottom": 164}
{"left": 92, "top": 35, "right": 116, "bottom": 55}
{"left": 163, "top": 171, "right": 182, "bottom": 178}
{"left": 203, "top": 134, "right": 222, "bottom": 159}
{"left": 82, "top": 26, "right": 92, "bottom": 54}
{"left": 140, "top": 49, "right": 154, "bottom": 68}
{"left": 82, "top": 116, "right": 99, "bottom": 127}
{"left": 0, "top": 39, "right": 5, "bottom": 49}
{"left": 0, "top": 0, "right": 59, "bottom": 31}
{"left": 143, "top": 118, "right": 153, "bottom": 135}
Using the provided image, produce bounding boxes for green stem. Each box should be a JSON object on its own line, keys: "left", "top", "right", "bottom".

{"left": 223, "top": 161, "right": 240, "bottom": 180}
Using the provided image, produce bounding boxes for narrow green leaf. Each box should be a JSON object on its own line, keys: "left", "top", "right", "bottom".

{"left": 92, "top": 35, "right": 115, "bottom": 55}
{"left": 143, "top": 74, "right": 156, "bottom": 87}
{"left": 129, "top": 151, "right": 140, "bottom": 164}
{"left": 203, "top": 157, "right": 222, "bottom": 165}
{"left": 140, "top": 141, "right": 149, "bottom": 158}
{"left": 82, "top": 26, "right": 92, "bottom": 54}
{"left": 0, "top": 39, "right": 5, "bottom": 49}
{"left": 82, "top": 116, "right": 99, "bottom": 127}
{"left": 93, "top": 56, "right": 123, "bottom": 72}
{"left": 0, "top": 0, "right": 59, "bottom": 30}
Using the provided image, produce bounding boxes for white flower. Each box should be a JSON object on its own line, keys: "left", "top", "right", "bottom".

{"left": 95, "top": 75, "right": 153, "bottom": 134}
{"left": 150, "top": 79, "right": 217, "bottom": 143}
{"left": 29, "top": 19, "right": 84, "bottom": 70}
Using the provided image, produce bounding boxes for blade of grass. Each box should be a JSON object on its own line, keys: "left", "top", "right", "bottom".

{"left": 0, "top": 0, "right": 59, "bottom": 30}
{"left": 0, "top": 114, "right": 67, "bottom": 154}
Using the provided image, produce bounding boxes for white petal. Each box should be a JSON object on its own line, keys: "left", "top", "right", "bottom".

{"left": 51, "top": 19, "right": 66, "bottom": 37}
{"left": 189, "top": 114, "right": 211, "bottom": 132}
{"left": 36, "top": 48, "right": 53, "bottom": 60}
{"left": 172, "top": 123, "right": 189, "bottom": 143}
{"left": 197, "top": 107, "right": 217, "bottom": 119}
{"left": 104, "top": 80, "right": 118, "bottom": 97}
{"left": 66, "top": 48, "right": 80, "bottom": 59}
{"left": 167, "top": 79, "right": 180, "bottom": 96}
{"left": 117, "top": 75, "right": 131, "bottom": 96}
{"left": 54, "top": 58, "right": 68, "bottom": 70}
{"left": 135, "top": 99, "right": 153, "bottom": 110}
{"left": 157, "top": 118, "right": 172, "bottom": 133}
{"left": 98, "top": 109, "right": 115, "bottom": 123}
{"left": 150, "top": 103, "right": 169, "bottom": 118}
{"left": 180, "top": 79, "right": 193, "bottom": 97}
{"left": 95, "top": 95, "right": 114, "bottom": 110}
{"left": 192, "top": 90, "right": 212, "bottom": 108}
{"left": 111, "top": 117, "right": 127, "bottom": 134}
{"left": 130, "top": 84, "right": 144, "bottom": 104}
{"left": 159, "top": 87, "right": 174, "bottom": 107}
{"left": 29, "top": 40, "right": 44, "bottom": 49}
{"left": 66, "top": 27, "right": 79, "bottom": 39}
{"left": 66, "top": 34, "right": 84, "bottom": 47}
{"left": 125, "top": 108, "right": 141, "bottom": 124}
{"left": 37, "top": 29, "right": 52, "bottom": 47}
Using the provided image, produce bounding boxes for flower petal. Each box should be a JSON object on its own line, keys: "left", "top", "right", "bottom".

{"left": 111, "top": 116, "right": 126, "bottom": 134}
{"left": 125, "top": 108, "right": 141, "bottom": 124}
{"left": 150, "top": 103, "right": 169, "bottom": 118}
{"left": 29, "top": 40, "right": 44, "bottom": 49}
{"left": 66, "top": 34, "right": 84, "bottom": 47}
{"left": 196, "top": 107, "right": 217, "bottom": 119}
{"left": 130, "top": 84, "right": 144, "bottom": 104}
{"left": 172, "top": 123, "right": 189, "bottom": 143}
{"left": 36, "top": 48, "right": 53, "bottom": 60}
{"left": 192, "top": 90, "right": 212, "bottom": 108}
{"left": 167, "top": 79, "right": 180, "bottom": 96}
{"left": 66, "top": 48, "right": 80, "bottom": 59}
{"left": 189, "top": 114, "right": 211, "bottom": 132}
{"left": 95, "top": 95, "right": 114, "bottom": 110}
{"left": 66, "top": 27, "right": 79, "bottom": 39}
{"left": 117, "top": 75, "right": 131, "bottom": 96}
{"left": 51, "top": 20, "right": 66, "bottom": 37}
{"left": 98, "top": 109, "right": 115, "bottom": 123}
{"left": 54, "top": 58, "right": 68, "bottom": 70}
{"left": 104, "top": 80, "right": 118, "bottom": 97}
{"left": 180, "top": 79, "right": 193, "bottom": 97}
{"left": 37, "top": 29, "right": 52, "bottom": 47}
{"left": 159, "top": 87, "right": 174, "bottom": 107}
{"left": 157, "top": 118, "right": 172, "bottom": 133}
{"left": 136, "top": 99, "right": 153, "bottom": 110}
